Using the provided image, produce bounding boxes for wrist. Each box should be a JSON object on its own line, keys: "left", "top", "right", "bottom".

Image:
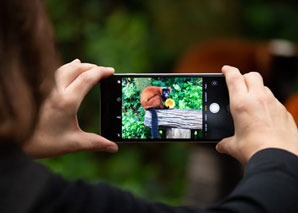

{"left": 239, "top": 132, "right": 298, "bottom": 162}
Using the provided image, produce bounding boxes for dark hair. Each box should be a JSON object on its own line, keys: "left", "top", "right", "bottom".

{"left": 0, "top": 1, "right": 60, "bottom": 143}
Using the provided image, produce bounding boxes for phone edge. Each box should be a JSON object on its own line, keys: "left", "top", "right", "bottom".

{"left": 100, "top": 73, "right": 226, "bottom": 143}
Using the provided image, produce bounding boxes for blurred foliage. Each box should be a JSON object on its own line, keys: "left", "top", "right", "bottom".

{"left": 42, "top": 0, "right": 298, "bottom": 206}
{"left": 84, "top": 10, "right": 151, "bottom": 73}
{"left": 152, "top": 78, "right": 203, "bottom": 110}
{"left": 122, "top": 77, "right": 202, "bottom": 139}
{"left": 242, "top": 0, "right": 298, "bottom": 41}
{"left": 122, "top": 78, "right": 150, "bottom": 139}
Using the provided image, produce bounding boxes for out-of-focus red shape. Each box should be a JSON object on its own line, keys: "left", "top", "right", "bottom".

{"left": 285, "top": 93, "right": 298, "bottom": 126}
{"left": 175, "top": 39, "right": 272, "bottom": 81}
{"left": 175, "top": 39, "right": 298, "bottom": 125}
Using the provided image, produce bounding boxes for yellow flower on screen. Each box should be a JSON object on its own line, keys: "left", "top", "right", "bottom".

{"left": 165, "top": 98, "right": 175, "bottom": 109}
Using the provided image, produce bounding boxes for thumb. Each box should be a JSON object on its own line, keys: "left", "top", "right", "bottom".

{"left": 78, "top": 131, "right": 118, "bottom": 153}
{"left": 216, "top": 136, "right": 233, "bottom": 155}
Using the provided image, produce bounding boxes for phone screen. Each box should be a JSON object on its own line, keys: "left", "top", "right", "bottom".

{"left": 100, "top": 74, "right": 234, "bottom": 142}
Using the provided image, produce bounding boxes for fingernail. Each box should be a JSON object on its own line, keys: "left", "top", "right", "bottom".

{"left": 105, "top": 67, "right": 115, "bottom": 71}
{"left": 216, "top": 143, "right": 221, "bottom": 151}
{"left": 106, "top": 145, "right": 118, "bottom": 152}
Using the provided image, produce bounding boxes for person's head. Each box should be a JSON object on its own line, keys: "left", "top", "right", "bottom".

{"left": 0, "top": 0, "right": 59, "bottom": 143}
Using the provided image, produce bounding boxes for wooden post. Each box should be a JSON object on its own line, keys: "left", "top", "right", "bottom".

{"left": 144, "top": 109, "right": 202, "bottom": 139}
{"left": 166, "top": 128, "right": 191, "bottom": 138}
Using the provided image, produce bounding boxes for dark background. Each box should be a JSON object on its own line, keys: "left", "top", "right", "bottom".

{"left": 40, "top": 0, "right": 298, "bottom": 206}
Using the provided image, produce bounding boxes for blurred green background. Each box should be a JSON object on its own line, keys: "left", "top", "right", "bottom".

{"left": 41, "top": 0, "right": 298, "bottom": 206}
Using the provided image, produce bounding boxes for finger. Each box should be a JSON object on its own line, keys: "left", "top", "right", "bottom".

{"left": 58, "top": 59, "right": 81, "bottom": 70}
{"left": 69, "top": 58, "right": 81, "bottom": 64}
{"left": 222, "top": 65, "right": 247, "bottom": 103}
{"left": 66, "top": 66, "right": 114, "bottom": 105}
{"left": 56, "top": 61, "right": 97, "bottom": 88}
{"left": 264, "top": 86, "right": 281, "bottom": 104}
{"left": 216, "top": 136, "right": 233, "bottom": 154}
{"left": 61, "top": 58, "right": 81, "bottom": 66}
{"left": 287, "top": 112, "right": 297, "bottom": 127}
{"left": 78, "top": 132, "right": 118, "bottom": 153}
{"left": 244, "top": 72, "right": 265, "bottom": 94}
{"left": 264, "top": 86, "right": 274, "bottom": 98}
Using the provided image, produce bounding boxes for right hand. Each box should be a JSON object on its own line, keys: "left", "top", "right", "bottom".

{"left": 216, "top": 65, "right": 298, "bottom": 164}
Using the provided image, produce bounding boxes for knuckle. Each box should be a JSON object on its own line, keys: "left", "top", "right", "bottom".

{"left": 78, "top": 64, "right": 96, "bottom": 73}
{"left": 264, "top": 86, "right": 277, "bottom": 101}
{"left": 57, "top": 63, "right": 79, "bottom": 75}
{"left": 247, "top": 71, "right": 261, "bottom": 78}
{"left": 97, "top": 66, "right": 105, "bottom": 70}
{"left": 264, "top": 86, "right": 271, "bottom": 94}
{"left": 78, "top": 64, "right": 89, "bottom": 72}
{"left": 233, "top": 100, "right": 248, "bottom": 113}
{"left": 229, "top": 66, "right": 241, "bottom": 73}
{"left": 252, "top": 93, "right": 268, "bottom": 107}
{"left": 251, "top": 71, "right": 262, "bottom": 78}
{"left": 256, "top": 93, "right": 267, "bottom": 103}
{"left": 57, "top": 64, "right": 68, "bottom": 71}
{"left": 245, "top": 71, "right": 263, "bottom": 81}
{"left": 229, "top": 73, "right": 243, "bottom": 85}
{"left": 78, "top": 72, "right": 93, "bottom": 84}
{"left": 287, "top": 111, "right": 295, "bottom": 122}
{"left": 279, "top": 102, "right": 288, "bottom": 112}
{"left": 54, "top": 93, "right": 76, "bottom": 109}
{"left": 62, "top": 97, "right": 76, "bottom": 108}
{"left": 62, "top": 62, "right": 77, "bottom": 70}
{"left": 265, "top": 95, "right": 275, "bottom": 104}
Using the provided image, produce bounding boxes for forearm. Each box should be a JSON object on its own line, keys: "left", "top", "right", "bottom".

{"left": 31, "top": 148, "right": 298, "bottom": 213}
{"left": 208, "top": 148, "right": 298, "bottom": 213}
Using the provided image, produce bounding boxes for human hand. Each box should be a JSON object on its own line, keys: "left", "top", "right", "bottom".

{"left": 23, "top": 59, "right": 118, "bottom": 158}
{"left": 216, "top": 65, "right": 298, "bottom": 164}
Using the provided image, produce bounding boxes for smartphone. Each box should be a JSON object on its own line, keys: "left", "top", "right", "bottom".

{"left": 100, "top": 73, "right": 234, "bottom": 142}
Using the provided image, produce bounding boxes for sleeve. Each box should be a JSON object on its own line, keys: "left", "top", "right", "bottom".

{"left": 33, "top": 148, "right": 298, "bottom": 213}
{"left": 34, "top": 175, "right": 200, "bottom": 213}
{"left": 208, "top": 148, "right": 298, "bottom": 213}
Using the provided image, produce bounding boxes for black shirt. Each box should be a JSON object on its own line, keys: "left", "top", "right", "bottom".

{"left": 1, "top": 145, "right": 298, "bottom": 213}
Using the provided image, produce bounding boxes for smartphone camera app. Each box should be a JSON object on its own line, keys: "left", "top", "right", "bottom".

{"left": 100, "top": 74, "right": 234, "bottom": 142}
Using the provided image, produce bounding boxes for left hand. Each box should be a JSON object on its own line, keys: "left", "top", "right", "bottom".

{"left": 23, "top": 59, "right": 118, "bottom": 158}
